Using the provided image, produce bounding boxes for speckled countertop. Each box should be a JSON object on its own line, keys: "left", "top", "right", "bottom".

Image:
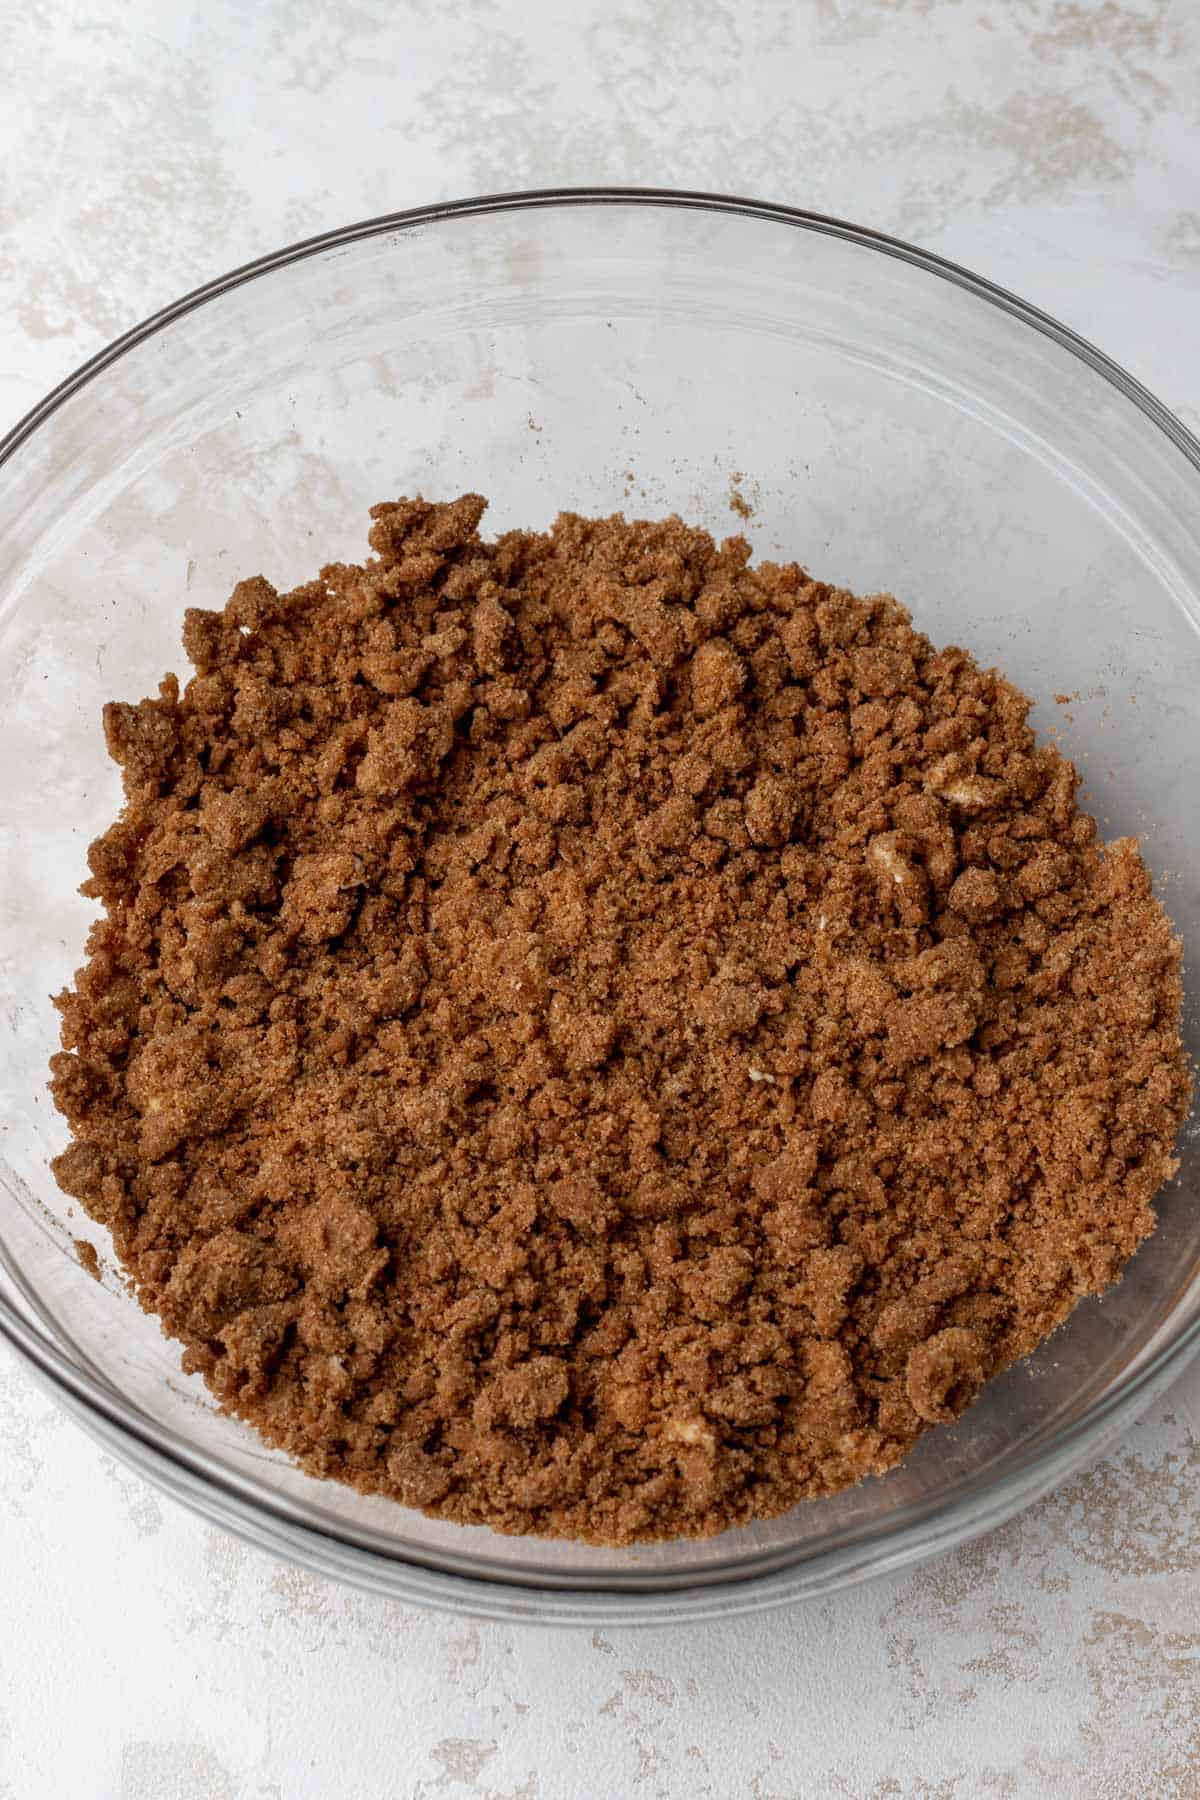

{"left": 3, "top": 3, "right": 1200, "bottom": 1795}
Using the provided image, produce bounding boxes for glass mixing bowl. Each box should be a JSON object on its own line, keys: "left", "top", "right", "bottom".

{"left": 1, "top": 190, "right": 1198, "bottom": 1626}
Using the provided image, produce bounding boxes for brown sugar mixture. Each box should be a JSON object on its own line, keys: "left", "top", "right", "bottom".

{"left": 49, "top": 496, "right": 1191, "bottom": 1544}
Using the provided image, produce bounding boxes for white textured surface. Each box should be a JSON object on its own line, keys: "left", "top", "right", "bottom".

{"left": 3, "top": 2, "right": 1200, "bottom": 1794}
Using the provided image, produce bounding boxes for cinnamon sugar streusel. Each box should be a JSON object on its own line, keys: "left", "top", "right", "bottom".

{"left": 49, "top": 496, "right": 1190, "bottom": 1544}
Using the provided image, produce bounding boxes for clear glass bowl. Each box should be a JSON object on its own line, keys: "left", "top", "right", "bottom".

{"left": 1, "top": 189, "right": 1198, "bottom": 1626}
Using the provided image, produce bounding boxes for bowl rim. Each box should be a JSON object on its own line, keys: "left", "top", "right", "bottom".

{"left": 2, "top": 184, "right": 1198, "bottom": 1622}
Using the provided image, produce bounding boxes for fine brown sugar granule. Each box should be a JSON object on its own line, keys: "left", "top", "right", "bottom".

{"left": 49, "top": 496, "right": 1191, "bottom": 1545}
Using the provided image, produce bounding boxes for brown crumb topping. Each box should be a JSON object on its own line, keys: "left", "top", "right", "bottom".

{"left": 49, "top": 496, "right": 1190, "bottom": 1544}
